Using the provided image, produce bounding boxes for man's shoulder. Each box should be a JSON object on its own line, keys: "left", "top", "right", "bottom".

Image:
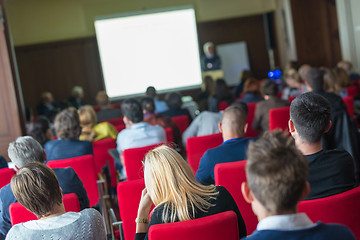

{"left": 0, "top": 183, "right": 13, "bottom": 200}
{"left": 53, "top": 167, "right": 77, "bottom": 178}
{"left": 322, "top": 149, "right": 353, "bottom": 160}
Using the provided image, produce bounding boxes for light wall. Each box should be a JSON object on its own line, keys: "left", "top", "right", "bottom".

{"left": 5, "top": 0, "right": 276, "bottom": 46}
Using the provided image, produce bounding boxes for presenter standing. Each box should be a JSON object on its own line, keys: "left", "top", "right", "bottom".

{"left": 201, "top": 42, "right": 221, "bottom": 71}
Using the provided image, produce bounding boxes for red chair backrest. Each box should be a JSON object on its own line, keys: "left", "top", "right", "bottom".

{"left": 114, "top": 124, "right": 126, "bottom": 132}
{"left": 117, "top": 179, "right": 154, "bottom": 240}
{"left": 164, "top": 127, "right": 174, "bottom": 143}
{"left": 269, "top": 106, "right": 290, "bottom": 131}
{"left": 148, "top": 211, "right": 239, "bottom": 240}
{"left": 218, "top": 101, "right": 230, "bottom": 111}
{"left": 298, "top": 187, "right": 360, "bottom": 239}
{"left": 245, "top": 102, "right": 258, "bottom": 138}
{"left": 214, "top": 160, "right": 258, "bottom": 235}
{"left": 9, "top": 193, "right": 80, "bottom": 225}
{"left": 47, "top": 155, "right": 99, "bottom": 206}
{"left": 93, "top": 138, "right": 118, "bottom": 188}
{"left": 0, "top": 168, "right": 16, "bottom": 189}
{"left": 186, "top": 133, "right": 223, "bottom": 174}
{"left": 93, "top": 105, "right": 101, "bottom": 113}
{"left": 345, "top": 86, "right": 358, "bottom": 98}
{"left": 171, "top": 115, "right": 189, "bottom": 136}
{"left": 123, "top": 143, "right": 165, "bottom": 181}
{"left": 288, "top": 96, "right": 297, "bottom": 103}
{"left": 342, "top": 96, "right": 354, "bottom": 117}
{"left": 101, "top": 117, "right": 124, "bottom": 126}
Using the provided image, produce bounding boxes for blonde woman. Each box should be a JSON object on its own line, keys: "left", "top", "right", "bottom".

{"left": 78, "top": 105, "right": 118, "bottom": 141}
{"left": 135, "top": 146, "right": 246, "bottom": 240}
{"left": 282, "top": 68, "right": 307, "bottom": 100}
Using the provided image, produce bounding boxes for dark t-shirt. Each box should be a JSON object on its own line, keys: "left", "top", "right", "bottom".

{"left": 135, "top": 186, "right": 247, "bottom": 240}
{"left": 305, "top": 149, "right": 355, "bottom": 200}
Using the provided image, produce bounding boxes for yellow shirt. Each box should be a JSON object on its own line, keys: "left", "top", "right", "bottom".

{"left": 79, "top": 122, "right": 118, "bottom": 141}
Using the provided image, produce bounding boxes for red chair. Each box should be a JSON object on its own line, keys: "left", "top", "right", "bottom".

{"left": 269, "top": 106, "right": 290, "bottom": 131}
{"left": 148, "top": 211, "right": 239, "bottom": 240}
{"left": 214, "top": 160, "right": 258, "bottom": 235}
{"left": 164, "top": 127, "right": 174, "bottom": 143}
{"left": 345, "top": 86, "right": 358, "bottom": 98}
{"left": 101, "top": 117, "right": 124, "bottom": 126}
{"left": 9, "top": 193, "right": 80, "bottom": 225}
{"left": 123, "top": 143, "right": 165, "bottom": 181}
{"left": 93, "top": 138, "right": 118, "bottom": 188}
{"left": 47, "top": 155, "right": 99, "bottom": 207}
{"left": 343, "top": 96, "right": 354, "bottom": 117}
{"left": 245, "top": 102, "right": 258, "bottom": 138}
{"left": 114, "top": 124, "right": 126, "bottom": 132}
{"left": 298, "top": 187, "right": 360, "bottom": 239}
{"left": 288, "top": 96, "right": 297, "bottom": 103}
{"left": 0, "top": 168, "right": 16, "bottom": 189}
{"left": 117, "top": 179, "right": 154, "bottom": 240}
{"left": 93, "top": 105, "right": 101, "bottom": 113}
{"left": 219, "top": 101, "right": 230, "bottom": 111}
{"left": 171, "top": 115, "right": 189, "bottom": 136}
{"left": 186, "top": 133, "right": 223, "bottom": 174}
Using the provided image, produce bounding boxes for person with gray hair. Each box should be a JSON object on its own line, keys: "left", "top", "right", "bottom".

{"left": 201, "top": 41, "right": 221, "bottom": 71}
{"left": 0, "top": 137, "right": 89, "bottom": 239}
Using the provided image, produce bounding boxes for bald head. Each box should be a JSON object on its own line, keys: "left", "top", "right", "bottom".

{"left": 220, "top": 104, "right": 248, "bottom": 140}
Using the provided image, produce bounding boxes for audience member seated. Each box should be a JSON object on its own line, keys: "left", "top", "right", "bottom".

{"left": 78, "top": 105, "right": 118, "bottom": 142}
{"left": 298, "top": 64, "right": 311, "bottom": 83}
{"left": 241, "top": 131, "right": 356, "bottom": 240}
{"left": 0, "top": 137, "right": 89, "bottom": 239}
{"left": 145, "top": 86, "right": 168, "bottom": 113}
{"left": 44, "top": 108, "right": 93, "bottom": 161}
{"left": 197, "top": 75, "right": 214, "bottom": 111}
{"left": 36, "top": 91, "right": 60, "bottom": 122}
{"left": 240, "top": 78, "right": 264, "bottom": 103}
{"left": 253, "top": 80, "right": 289, "bottom": 134}
{"left": 68, "top": 86, "right": 85, "bottom": 109}
{"left": 30, "top": 117, "right": 54, "bottom": 146}
{"left": 135, "top": 145, "right": 246, "bottom": 240}
{"left": 208, "top": 79, "right": 234, "bottom": 112}
{"left": 322, "top": 67, "right": 339, "bottom": 94}
{"left": 333, "top": 67, "right": 352, "bottom": 97}
{"left": 161, "top": 92, "right": 192, "bottom": 121}
{"left": 281, "top": 69, "right": 307, "bottom": 100}
{"left": 337, "top": 60, "right": 360, "bottom": 81}
{"left": 233, "top": 70, "right": 254, "bottom": 99}
{"left": 182, "top": 111, "right": 222, "bottom": 147}
{"left": 117, "top": 99, "right": 166, "bottom": 171}
{"left": 141, "top": 97, "right": 181, "bottom": 148}
{"left": 6, "top": 162, "right": 105, "bottom": 240}
{"left": 25, "top": 106, "right": 35, "bottom": 135}
{"left": 289, "top": 92, "right": 356, "bottom": 200}
{"left": 95, "top": 91, "right": 122, "bottom": 122}
{"left": 195, "top": 102, "right": 256, "bottom": 185}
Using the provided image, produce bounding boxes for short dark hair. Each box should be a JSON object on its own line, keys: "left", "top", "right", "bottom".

{"left": 165, "top": 92, "right": 182, "bottom": 109}
{"left": 290, "top": 92, "right": 331, "bottom": 143}
{"left": 230, "top": 101, "right": 249, "bottom": 117}
{"left": 11, "top": 162, "right": 62, "bottom": 218}
{"left": 246, "top": 131, "right": 308, "bottom": 214}
{"left": 141, "top": 97, "right": 155, "bottom": 114}
{"left": 262, "top": 80, "right": 278, "bottom": 96}
{"left": 146, "top": 86, "right": 156, "bottom": 98}
{"left": 306, "top": 68, "right": 324, "bottom": 91}
{"left": 121, "top": 99, "right": 143, "bottom": 123}
{"left": 54, "top": 108, "right": 81, "bottom": 140}
{"left": 30, "top": 117, "right": 51, "bottom": 145}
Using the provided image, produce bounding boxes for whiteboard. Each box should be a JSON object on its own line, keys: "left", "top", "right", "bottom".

{"left": 217, "top": 42, "right": 250, "bottom": 86}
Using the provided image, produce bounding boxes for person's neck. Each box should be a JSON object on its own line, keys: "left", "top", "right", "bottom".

{"left": 259, "top": 209, "right": 297, "bottom": 222}
{"left": 39, "top": 203, "right": 66, "bottom": 220}
{"left": 296, "top": 139, "right": 323, "bottom": 155}
{"left": 223, "top": 132, "right": 244, "bottom": 142}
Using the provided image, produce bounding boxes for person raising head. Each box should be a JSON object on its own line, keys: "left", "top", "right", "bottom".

{"left": 241, "top": 131, "right": 355, "bottom": 240}
{"left": 6, "top": 162, "right": 105, "bottom": 240}
{"left": 135, "top": 145, "right": 246, "bottom": 240}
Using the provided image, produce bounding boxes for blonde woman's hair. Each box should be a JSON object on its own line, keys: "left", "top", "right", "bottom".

{"left": 144, "top": 145, "right": 218, "bottom": 223}
{"left": 285, "top": 68, "right": 301, "bottom": 83}
{"left": 78, "top": 105, "right": 97, "bottom": 129}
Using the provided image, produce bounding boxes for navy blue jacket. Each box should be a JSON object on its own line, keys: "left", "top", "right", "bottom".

{"left": 195, "top": 137, "right": 256, "bottom": 185}
{"left": 44, "top": 139, "right": 93, "bottom": 161}
{"left": 0, "top": 167, "right": 89, "bottom": 238}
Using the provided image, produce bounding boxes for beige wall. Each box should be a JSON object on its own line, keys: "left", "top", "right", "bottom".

{"left": 5, "top": 0, "right": 275, "bottom": 46}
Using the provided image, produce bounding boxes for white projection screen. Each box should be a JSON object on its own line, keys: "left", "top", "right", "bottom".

{"left": 95, "top": 7, "right": 202, "bottom": 100}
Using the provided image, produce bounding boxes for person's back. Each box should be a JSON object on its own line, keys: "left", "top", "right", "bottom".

{"left": 96, "top": 108, "right": 122, "bottom": 122}
{"left": 45, "top": 139, "right": 93, "bottom": 161}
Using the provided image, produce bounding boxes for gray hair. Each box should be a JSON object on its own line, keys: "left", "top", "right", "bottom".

{"left": 8, "top": 136, "right": 45, "bottom": 168}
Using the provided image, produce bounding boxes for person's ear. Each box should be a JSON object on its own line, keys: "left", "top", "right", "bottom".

{"left": 43, "top": 150, "right": 48, "bottom": 162}
{"left": 218, "top": 122, "right": 223, "bottom": 133}
{"left": 324, "top": 120, "right": 332, "bottom": 133}
{"left": 300, "top": 181, "right": 311, "bottom": 200}
{"left": 241, "top": 182, "right": 254, "bottom": 204}
{"left": 288, "top": 119, "right": 295, "bottom": 133}
{"left": 243, "top": 123, "right": 248, "bottom": 134}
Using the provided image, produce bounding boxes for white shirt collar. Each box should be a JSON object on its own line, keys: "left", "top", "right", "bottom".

{"left": 257, "top": 213, "right": 317, "bottom": 231}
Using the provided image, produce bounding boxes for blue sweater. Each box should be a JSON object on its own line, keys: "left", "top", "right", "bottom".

{"left": 44, "top": 139, "right": 93, "bottom": 161}
{"left": 242, "top": 222, "right": 355, "bottom": 240}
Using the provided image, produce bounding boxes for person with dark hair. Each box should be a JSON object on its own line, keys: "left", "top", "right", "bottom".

{"left": 36, "top": 91, "right": 61, "bottom": 122}
{"left": 233, "top": 70, "right": 253, "bottom": 98}
{"left": 44, "top": 108, "right": 93, "bottom": 161}
{"left": 289, "top": 92, "right": 356, "bottom": 200}
{"left": 197, "top": 75, "right": 214, "bottom": 111}
{"left": 6, "top": 162, "right": 105, "bottom": 239}
{"left": 0, "top": 137, "right": 89, "bottom": 239}
{"left": 95, "top": 91, "right": 122, "bottom": 122}
{"left": 161, "top": 92, "right": 192, "bottom": 121}
{"left": 241, "top": 78, "right": 264, "bottom": 103}
{"left": 242, "top": 131, "right": 355, "bottom": 240}
{"left": 116, "top": 99, "right": 166, "bottom": 172}
{"left": 252, "top": 80, "right": 289, "bottom": 134}
{"left": 30, "top": 117, "right": 54, "bottom": 146}
{"left": 208, "top": 79, "right": 234, "bottom": 112}
{"left": 195, "top": 102, "right": 257, "bottom": 185}
{"left": 145, "top": 86, "right": 168, "bottom": 113}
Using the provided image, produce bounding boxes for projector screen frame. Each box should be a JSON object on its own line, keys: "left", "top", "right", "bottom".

{"left": 94, "top": 6, "right": 203, "bottom": 101}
